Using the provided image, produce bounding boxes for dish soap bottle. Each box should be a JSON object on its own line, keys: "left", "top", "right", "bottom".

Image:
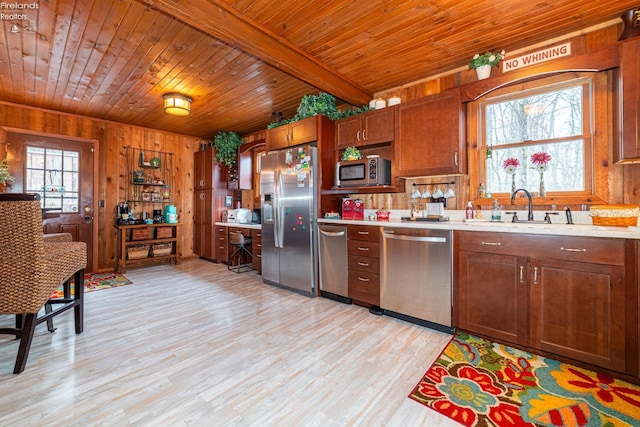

{"left": 465, "top": 201, "right": 474, "bottom": 219}
{"left": 491, "top": 199, "right": 501, "bottom": 222}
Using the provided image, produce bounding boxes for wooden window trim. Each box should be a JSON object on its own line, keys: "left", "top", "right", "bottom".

{"left": 467, "top": 71, "right": 610, "bottom": 208}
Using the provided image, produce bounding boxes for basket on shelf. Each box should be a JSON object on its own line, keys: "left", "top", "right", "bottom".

{"left": 131, "top": 227, "right": 151, "bottom": 241}
{"left": 127, "top": 244, "right": 150, "bottom": 260}
{"left": 589, "top": 204, "right": 639, "bottom": 226}
{"left": 151, "top": 242, "right": 172, "bottom": 257}
{"left": 156, "top": 226, "right": 173, "bottom": 239}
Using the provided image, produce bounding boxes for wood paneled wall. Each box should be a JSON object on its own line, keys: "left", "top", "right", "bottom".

{"left": 352, "top": 24, "right": 640, "bottom": 210}
{"left": 0, "top": 101, "right": 201, "bottom": 271}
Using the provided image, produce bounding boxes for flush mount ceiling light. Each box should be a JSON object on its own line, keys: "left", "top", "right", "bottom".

{"left": 163, "top": 93, "right": 192, "bottom": 116}
{"left": 10, "top": 24, "right": 19, "bottom": 33}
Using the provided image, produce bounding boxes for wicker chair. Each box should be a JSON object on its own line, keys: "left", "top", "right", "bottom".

{"left": 0, "top": 193, "right": 87, "bottom": 374}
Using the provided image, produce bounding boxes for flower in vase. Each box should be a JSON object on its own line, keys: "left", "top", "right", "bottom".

{"left": 502, "top": 157, "right": 520, "bottom": 175}
{"left": 530, "top": 151, "right": 551, "bottom": 170}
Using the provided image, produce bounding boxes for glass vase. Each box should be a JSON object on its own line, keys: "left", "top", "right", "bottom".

{"left": 510, "top": 174, "right": 516, "bottom": 198}
{"left": 539, "top": 172, "right": 546, "bottom": 197}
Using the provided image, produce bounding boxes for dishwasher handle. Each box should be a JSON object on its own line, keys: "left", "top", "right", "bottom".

{"left": 320, "top": 230, "right": 346, "bottom": 237}
{"left": 382, "top": 232, "right": 446, "bottom": 243}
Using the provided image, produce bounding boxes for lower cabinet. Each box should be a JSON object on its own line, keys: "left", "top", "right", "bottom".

{"left": 347, "top": 224, "right": 380, "bottom": 306}
{"left": 456, "top": 231, "right": 630, "bottom": 374}
{"left": 215, "top": 225, "right": 228, "bottom": 263}
{"left": 252, "top": 229, "right": 262, "bottom": 274}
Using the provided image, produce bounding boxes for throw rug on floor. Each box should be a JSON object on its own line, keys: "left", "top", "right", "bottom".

{"left": 409, "top": 331, "right": 640, "bottom": 427}
{"left": 51, "top": 271, "right": 132, "bottom": 299}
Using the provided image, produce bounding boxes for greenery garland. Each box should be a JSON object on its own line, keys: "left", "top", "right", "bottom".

{"left": 267, "top": 92, "right": 372, "bottom": 129}
{"left": 213, "top": 131, "right": 243, "bottom": 166}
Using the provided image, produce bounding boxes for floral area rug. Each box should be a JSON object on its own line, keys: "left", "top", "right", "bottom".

{"left": 409, "top": 331, "right": 640, "bottom": 427}
{"left": 50, "top": 271, "right": 132, "bottom": 299}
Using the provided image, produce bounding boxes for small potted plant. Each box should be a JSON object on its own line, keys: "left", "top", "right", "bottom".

{"left": 213, "top": 131, "right": 243, "bottom": 167}
{"left": 341, "top": 146, "right": 362, "bottom": 161}
{"left": 0, "top": 158, "right": 15, "bottom": 191}
{"left": 469, "top": 50, "right": 505, "bottom": 80}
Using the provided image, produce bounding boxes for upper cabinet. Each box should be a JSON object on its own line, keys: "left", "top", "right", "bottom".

{"left": 265, "top": 116, "right": 318, "bottom": 151}
{"left": 336, "top": 107, "right": 395, "bottom": 149}
{"left": 395, "top": 88, "right": 466, "bottom": 177}
{"left": 614, "top": 37, "right": 640, "bottom": 163}
{"left": 194, "top": 147, "right": 215, "bottom": 190}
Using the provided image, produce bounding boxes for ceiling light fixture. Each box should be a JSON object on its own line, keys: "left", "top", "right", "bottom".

{"left": 10, "top": 24, "right": 19, "bottom": 33}
{"left": 163, "top": 93, "right": 192, "bottom": 116}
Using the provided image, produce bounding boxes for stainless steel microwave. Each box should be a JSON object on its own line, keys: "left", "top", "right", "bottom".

{"left": 335, "top": 157, "right": 391, "bottom": 187}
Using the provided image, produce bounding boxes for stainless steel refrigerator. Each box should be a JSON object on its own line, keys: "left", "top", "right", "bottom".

{"left": 260, "top": 145, "right": 318, "bottom": 296}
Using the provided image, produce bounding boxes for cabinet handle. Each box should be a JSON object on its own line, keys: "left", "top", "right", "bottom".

{"left": 519, "top": 265, "right": 524, "bottom": 283}
{"left": 560, "top": 247, "right": 587, "bottom": 252}
{"left": 357, "top": 261, "right": 370, "bottom": 267}
{"left": 357, "top": 276, "right": 370, "bottom": 282}
{"left": 357, "top": 231, "right": 370, "bottom": 235}
{"left": 362, "top": 129, "right": 366, "bottom": 140}
{"left": 454, "top": 151, "right": 459, "bottom": 166}
{"left": 358, "top": 246, "right": 370, "bottom": 251}
{"left": 533, "top": 267, "right": 538, "bottom": 285}
{"left": 257, "top": 254, "right": 262, "bottom": 258}
{"left": 257, "top": 243, "right": 262, "bottom": 247}
{"left": 481, "top": 241, "right": 501, "bottom": 246}
{"left": 356, "top": 130, "right": 361, "bottom": 141}
{"left": 200, "top": 193, "right": 205, "bottom": 200}
{"left": 257, "top": 233, "right": 262, "bottom": 237}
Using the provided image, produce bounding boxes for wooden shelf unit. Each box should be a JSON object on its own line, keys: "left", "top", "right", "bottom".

{"left": 116, "top": 223, "right": 180, "bottom": 272}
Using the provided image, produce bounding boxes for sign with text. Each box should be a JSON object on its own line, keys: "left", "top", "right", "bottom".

{"left": 502, "top": 42, "right": 572, "bottom": 73}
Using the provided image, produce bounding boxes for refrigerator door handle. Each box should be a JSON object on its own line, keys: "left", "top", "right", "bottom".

{"left": 275, "top": 168, "right": 285, "bottom": 248}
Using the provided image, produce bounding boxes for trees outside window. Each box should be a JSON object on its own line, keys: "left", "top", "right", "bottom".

{"left": 479, "top": 77, "right": 593, "bottom": 197}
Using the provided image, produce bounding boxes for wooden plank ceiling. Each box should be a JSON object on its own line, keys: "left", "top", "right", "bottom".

{"left": 0, "top": 0, "right": 636, "bottom": 138}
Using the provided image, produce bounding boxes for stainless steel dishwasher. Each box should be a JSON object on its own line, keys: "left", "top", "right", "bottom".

{"left": 380, "top": 227, "right": 453, "bottom": 332}
{"left": 318, "top": 224, "right": 351, "bottom": 304}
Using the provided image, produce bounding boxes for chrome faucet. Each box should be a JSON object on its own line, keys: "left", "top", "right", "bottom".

{"left": 510, "top": 188, "right": 534, "bottom": 221}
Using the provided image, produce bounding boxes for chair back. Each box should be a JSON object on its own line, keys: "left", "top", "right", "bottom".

{"left": 229, "top": 231, "right": 246, "bottom": 246}
{"left": 0, "top": 193, "right": 49, "bottom": 313}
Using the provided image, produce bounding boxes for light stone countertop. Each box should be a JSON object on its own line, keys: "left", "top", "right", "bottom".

{"left": 215, "top": 222, "right": 261, "bottom": 230}
{"left": 318, "top": 209, "right": 640, "bottom": 239}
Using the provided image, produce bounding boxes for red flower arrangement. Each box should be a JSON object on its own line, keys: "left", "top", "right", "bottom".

{"left": 530, "top": 152, "right": 551, "bottom": 171}
{"left": 502, "top": 157, "right": 520, "bottom": 175}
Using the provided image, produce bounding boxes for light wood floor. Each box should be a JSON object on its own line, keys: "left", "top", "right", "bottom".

{"left": 0, "top": 259, "right": 459, "bottom": 426}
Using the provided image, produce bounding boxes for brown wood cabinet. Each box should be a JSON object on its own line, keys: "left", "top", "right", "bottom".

{"left": 194, "top": 148, "right": 228, "bottom": 261}
{"left": 395, "top": 88, "right": 466, "bottom": 176}
{"left": 265, "top": 116, "right": 318, "bottom": 151}
{"left": 347, "top": 224, "right": 380, "bottom": 306}
{"left": 252, "top": 229, "right": 262, "bottom": 274}
{"left": 614, "top": 37, "right": 640, "bottom": 163}
{"left": 456, "top": 230, "right": 630, "bottom": 374}
{"left": 215, "top": 225, "right": 229, "bottom": 263}
{"left": 336, "top": 107, "right": 395, "bottom": 149}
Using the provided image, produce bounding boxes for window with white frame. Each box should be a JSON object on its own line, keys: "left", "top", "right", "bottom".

{"left": 480, "top": 76, "right": 593, "bottom": 197}
{"left": 25, "top": 146, "right": 80, "bottom": 212}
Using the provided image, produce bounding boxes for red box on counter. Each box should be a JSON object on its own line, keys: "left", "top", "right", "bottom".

{"left": 353, "top": 199, "right": 364, "bottom": 220}
{"left": 342, "top": 198, "right": 354, "bottom": 220}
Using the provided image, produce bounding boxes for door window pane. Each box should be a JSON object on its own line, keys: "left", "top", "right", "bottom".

{"left": 26, "top": 147, "right": 80, "bottom": 212}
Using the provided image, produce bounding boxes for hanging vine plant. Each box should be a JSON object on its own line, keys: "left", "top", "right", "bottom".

{"left": 213, "top": 131, "right": 243, "bottom": 166}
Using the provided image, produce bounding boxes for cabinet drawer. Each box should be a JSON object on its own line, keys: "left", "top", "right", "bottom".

{"left": 348, "top": 240, "right": 380, "bottom": 257}
{"left": 348, "top": 270, "right": 380, "bottom": 306}
{"left": 532, "top": 235, "right": 624, "bottom": 266}
{"left": 349, "top": 254, "right": 380, "bottom": 273}
{"left": 457, "top": 231, "right": 523, "bottom": 255}
{"left": 456, "top": 231, "right": 624, "bottom": 266}
{"left": 348, "top": 225, "right": 379, "bottom": 242}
